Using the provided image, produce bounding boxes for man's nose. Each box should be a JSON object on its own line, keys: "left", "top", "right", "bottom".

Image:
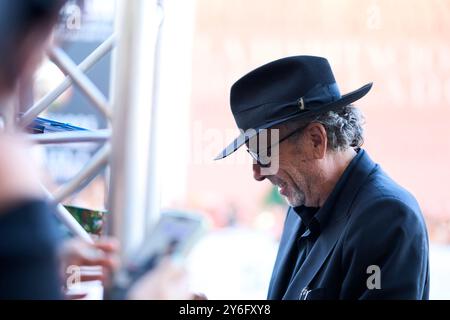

{"left": 253, "top": 164, "right": 266, "bottom": 181}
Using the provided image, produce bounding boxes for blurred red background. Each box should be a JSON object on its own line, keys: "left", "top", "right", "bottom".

{"left": 185, "top": 0, "right": 450, "bottom": 243}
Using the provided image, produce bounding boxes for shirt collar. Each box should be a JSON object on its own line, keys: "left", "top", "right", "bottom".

{"left": 293, "top": 206, "right": 320, "bottom": 235}
{"left": 292, "top": 148, "right": 365, "bottom": 236}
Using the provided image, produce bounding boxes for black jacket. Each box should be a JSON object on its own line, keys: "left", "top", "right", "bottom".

{"left": 267, "top": 150, "right": 430, "bottom": 300}
{"left": 0, "top": 200, "right": 62, "bottom": 299}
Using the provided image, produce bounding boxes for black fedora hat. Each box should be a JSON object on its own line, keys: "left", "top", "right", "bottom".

{"left": 215, "top": 55, "right": 372, "bottom": 160}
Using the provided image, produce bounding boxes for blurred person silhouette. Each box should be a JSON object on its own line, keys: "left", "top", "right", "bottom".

{"left": 215, "top": 56, "right": 429, "bottom": 300}
{"left": 0, "top": 0, "right": 190, "bottom": 300}
{"left": 0, "top": 0, "right": 70, "bottom": 300}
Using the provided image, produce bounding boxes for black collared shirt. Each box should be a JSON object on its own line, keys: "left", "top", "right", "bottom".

{"left": 286, "top": 206, "right": 320, "bottom": 285}
{"left": 285, "top": 149, "right": 364, "bottom": 289}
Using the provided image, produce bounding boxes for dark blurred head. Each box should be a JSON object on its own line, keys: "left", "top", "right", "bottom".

{"left": 0, "top": 0, "right": 66, "bottom": 96}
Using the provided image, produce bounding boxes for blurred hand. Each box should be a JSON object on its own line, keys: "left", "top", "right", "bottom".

{"left": 60, "top": 237, "right": 120, "bottom": 299}
{"left": 127, "top": 258, "right": 191, "bottom": 300}
{"left": 0, "top": 134, "right": 43, "bottom": 212}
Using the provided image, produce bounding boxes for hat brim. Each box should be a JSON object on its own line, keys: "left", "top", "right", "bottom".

{"left": 214, "top": 82, "right": 373, "bottom": 160}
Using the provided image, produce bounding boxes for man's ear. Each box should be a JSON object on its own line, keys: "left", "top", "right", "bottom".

{"left": 305, "top": 123, "right": 327, "bottom": 159}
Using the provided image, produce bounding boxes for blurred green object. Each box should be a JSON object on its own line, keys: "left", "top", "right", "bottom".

{"left": 64, "top": 205, "right": 106, "bottom": 235}
{"left": 264, "top": 185, "right": 287, "bottom": 207}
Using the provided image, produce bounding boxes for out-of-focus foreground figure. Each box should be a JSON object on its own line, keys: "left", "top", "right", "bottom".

{"left": 0, "top": 0, "right": 190, "bottom": 300}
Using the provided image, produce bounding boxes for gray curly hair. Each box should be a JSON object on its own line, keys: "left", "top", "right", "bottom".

{"left": 282, "top": 104, "right": 365, "bottom": 152}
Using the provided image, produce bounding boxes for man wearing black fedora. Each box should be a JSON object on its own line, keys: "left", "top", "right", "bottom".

{"left": 215, "top": 56, "right": 429, "bottom": 300}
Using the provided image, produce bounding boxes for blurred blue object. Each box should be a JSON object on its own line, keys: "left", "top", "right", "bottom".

{"left": 27, "top": 116, "right": 88, "bottom": 134}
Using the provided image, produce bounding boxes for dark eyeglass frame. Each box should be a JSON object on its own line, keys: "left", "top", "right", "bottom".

{"left": 246, "top": 125, "right": 307, "bottom": 167}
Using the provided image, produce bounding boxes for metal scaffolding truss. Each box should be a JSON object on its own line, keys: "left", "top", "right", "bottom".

{"left": 25, "top": 33, "right": 116, "bottom": 243}
{"left": 19, "top": 35, "right": 115, "bottom": 129}
{"left": 7, "top": 0, "right": 164, "bottom": 256}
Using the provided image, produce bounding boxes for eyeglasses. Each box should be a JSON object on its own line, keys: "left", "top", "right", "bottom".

{"left": 246, "top": 125, "right": 306, "bottom": 168}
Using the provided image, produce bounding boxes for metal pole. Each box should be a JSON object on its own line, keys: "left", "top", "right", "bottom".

{"left": 41, "top": 186, "right": 93, "bottom": 243}
{"left": 48, "top": 47, "right": 112, "bottom": 120}
{"left": 144, "top": 0, "right": 165, "bottom": 238}
{"left": 108, "top": 0, "right": 161, "bottom": 262}
{"left": 19, "top": 35, "right": 115, "bottom": 128}
{"left": 53, "top": 144, "right": 110, "bottom": 202}
{"left": 29, "top": 129, "right": 110, "bottom": 144}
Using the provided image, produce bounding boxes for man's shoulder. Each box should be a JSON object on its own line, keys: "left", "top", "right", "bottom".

{"left": 354, "top": 165, "right": 420, "bottom": 212}
{"left": 347, "top": 166, "right": 426, "bottom": 232}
